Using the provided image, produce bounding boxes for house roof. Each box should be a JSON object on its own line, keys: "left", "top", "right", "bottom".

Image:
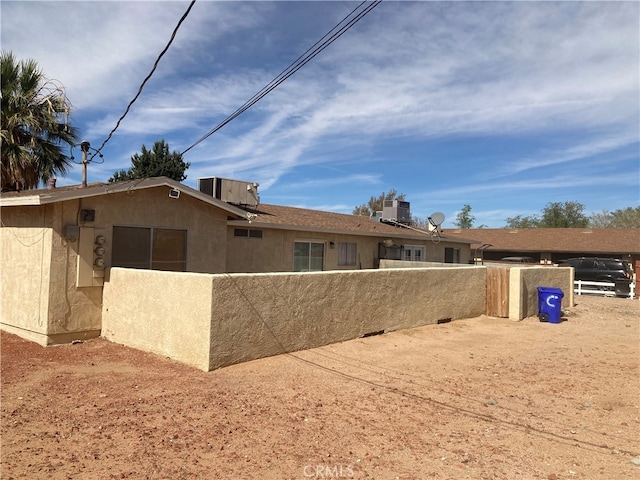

{"left": 443, "top": 228, "right": 640, "bottom": 254}
{"left": 0, "top": 177, "right": 249, "bottom": 219}
{"left": 230, "top": 203, "right": 474, "bottom": 244}
{"left": 0, "top": 177, "right": 475, "bottom": 245}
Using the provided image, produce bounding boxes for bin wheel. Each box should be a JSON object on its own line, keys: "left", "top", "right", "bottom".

{"left": 538, "top": 313, "right": 549, "bottom": 322}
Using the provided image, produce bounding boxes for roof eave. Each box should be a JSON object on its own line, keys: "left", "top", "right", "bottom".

{"left": 0, "top": 177, "right": 248, "bottom": 219}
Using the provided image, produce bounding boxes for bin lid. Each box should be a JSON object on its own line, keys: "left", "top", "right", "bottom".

{"left": 537, "top": 286, "right": 564, "bottom": 295}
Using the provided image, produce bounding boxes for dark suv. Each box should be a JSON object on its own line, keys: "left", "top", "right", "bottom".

{"left": 559, "top": 257, "right": 633, "bottom": 294}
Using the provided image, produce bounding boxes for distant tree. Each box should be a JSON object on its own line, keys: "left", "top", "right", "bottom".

{"left": 539, "top": 201, "right": 588, "bottom": 228}
{"left": 505, "top": 214, "right": 540, "bottom": 228}
{"left": 1, "top": 51, "right": 78, "bottom": 191}
{"left": 505, "top": 201, "right": 589, "bottom": 228}
{"left": 353, "top": 189, "right": 405, "bottom": 217}
{"left": 590, "top": 207, "right": 640, "bottom": 228}
{"left": 108, "top": 140, "right": 190, "bottom": 183}
{"left": 454, "top": 204, "right": 475, "bottom": 229}
{"left": 411, "top": 215, "right": 430, "bottom": 229}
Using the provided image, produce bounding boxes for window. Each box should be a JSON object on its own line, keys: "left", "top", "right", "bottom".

{"left": 378, "top": 242, "right": 403, "bottom": 260}
{"left": 338, "top": 242, "right": 357, "bottom": 266}
{"left": 444, "top": 247, "right": 461, "bottom": 264}
{"left": 234, "top": 228, "right": 263, "bottom": 238}
{"left": 112, "top": 226, "right": 187, "bottom": 271}
{"left": 294, "top": 241, "right": 324, "bottom": 272}
{"left": 404, "top": 245, "right": 425, "bottom": 262}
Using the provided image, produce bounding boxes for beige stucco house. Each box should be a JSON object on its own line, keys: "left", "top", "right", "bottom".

{"left": 1, "top": 177, "right": 474, "bottom": 347}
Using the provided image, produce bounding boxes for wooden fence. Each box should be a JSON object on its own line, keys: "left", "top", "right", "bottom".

{"left": 487, "top": 267, "right": 510, "bottom": 317}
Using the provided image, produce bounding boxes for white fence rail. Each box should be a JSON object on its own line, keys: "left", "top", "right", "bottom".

{"left": 574, "top": 280, "right": 635, "bottom": 299}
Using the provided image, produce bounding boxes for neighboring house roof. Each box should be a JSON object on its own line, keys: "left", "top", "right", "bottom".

{"left": 0, "top": 177, "right": 250, "bottom": 219}
{"left": 230, "top": 203, "right": 474, "bottom": 244}
{"left": 443, "top": 228, "right": 640, "bottom": 255}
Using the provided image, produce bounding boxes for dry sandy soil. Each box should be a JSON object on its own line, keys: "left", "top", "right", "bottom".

{"left": 1, "top": 295, "right": 638, "bottom": 480}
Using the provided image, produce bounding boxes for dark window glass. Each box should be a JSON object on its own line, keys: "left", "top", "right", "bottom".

{"left": 444, "top": 247, "right": 454, "bottom": 263}
{"left": 112, "top": 226, "right": 186, "bottom": 271}
{"left": 294, "top": 242, "right": 324, "bottom": 272}
{"left": 112, "top": 226, "right": 151, "bottom": 269}
{"left": 152, "top": 229, "right": 186, "bottom": 271}
{"left": 235, "top": 228, "right": 262, "bottom": 238}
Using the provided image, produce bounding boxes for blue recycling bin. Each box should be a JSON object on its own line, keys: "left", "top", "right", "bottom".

{"left": 537, "top": 287, "right": 564, "bottom": 324}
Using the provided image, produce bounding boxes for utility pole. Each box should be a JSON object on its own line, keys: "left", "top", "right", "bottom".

{"left": 80, "top": 141, "right": 90, "bottom": 188}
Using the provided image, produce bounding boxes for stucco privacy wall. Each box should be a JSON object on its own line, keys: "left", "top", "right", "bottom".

{"left": 509, "top": 267, "right": 574, "bottom": 320}
{"left": 102, "top": 268, "right": 214, "bottom": 371}
{"left": 101, "top": 266, "right": 486, "bottom": 371}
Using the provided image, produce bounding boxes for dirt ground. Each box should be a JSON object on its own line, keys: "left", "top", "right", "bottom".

{"left": 1, "top": 295, "right": 638, "bottom": 480}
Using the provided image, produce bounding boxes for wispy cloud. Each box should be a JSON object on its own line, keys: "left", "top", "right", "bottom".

{"left": 496, "top": 132, "right": 640, "bottom": 177}
{"left": 418, "top": 172, "right": 639, "bottom": 204}
{"left": 2, "top": 1, "right": 637, "bottom": 226}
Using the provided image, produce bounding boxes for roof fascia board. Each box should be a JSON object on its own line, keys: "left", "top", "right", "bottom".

{"left": 0, "top": 177, "right": 248, "bottom": 219}
{"left": 0, "top": 195, "right": 44, "bottom": 206}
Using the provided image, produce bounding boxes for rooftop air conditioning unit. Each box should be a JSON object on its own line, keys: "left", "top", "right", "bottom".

{"left": 197, "top": 177, "right": 259, "bottom": 207}
{"left": 382, "top": 200, "right": 411, "bottom": 225}
{"left": 370, "top": 211, "right": 383, "bottom": 222}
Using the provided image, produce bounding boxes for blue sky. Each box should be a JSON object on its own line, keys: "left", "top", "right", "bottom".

{"left": 2, "top": 1, "right": 638, "bottom": 227}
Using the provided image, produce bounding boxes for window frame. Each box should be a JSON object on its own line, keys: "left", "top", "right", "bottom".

{"left": 293, "top": 240, "right": 325, "bottom": 272}
{"left": 444, "top": 247, "right": 461, "bottom": 264}
{"left": 337, "top": 242, "right": 357, "bottom": 266}
{"left": 112, "top": 225, "right": 187, "bottom": 272}
{"left": 234, "top": 228, "right": 263, "bottom": 238}
{"left": 404, "top": 244, "right": 425, "bottom": 262}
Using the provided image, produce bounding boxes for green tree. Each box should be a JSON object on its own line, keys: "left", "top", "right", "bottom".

{"left": 539, "top": 201, "right": 588, "bottom": 227}
{"left": 505, "top": 201, "right": 589, "bottom": 228}
{"left": 353, "top": 189, "right": 405, "bottom": 217}
{"left": 590, "top": 207, "right": 640, "bottom": 228}
{"left": 505, "top": 215, "right": 540, "bottom": 228}
{"left": 108, "top": 140, "right": 190, "bottom": 183}
{"left": 454, "top": 204, "right": 475, "bottom": 229}
{"left": 1, "top": 51, "right": 78, "bottom": 191}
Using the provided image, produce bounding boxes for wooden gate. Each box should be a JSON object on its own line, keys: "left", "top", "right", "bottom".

{"left": 487, "top": 267, "right": 510, "bottom": 317}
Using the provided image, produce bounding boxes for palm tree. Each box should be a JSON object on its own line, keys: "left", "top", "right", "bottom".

{"left": 1, "top": 51, "right": 78, "bottom": 191}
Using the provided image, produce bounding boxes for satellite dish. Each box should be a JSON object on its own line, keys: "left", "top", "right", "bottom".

{"left": 428, "top": 212, "right": 445, "bottom": 228}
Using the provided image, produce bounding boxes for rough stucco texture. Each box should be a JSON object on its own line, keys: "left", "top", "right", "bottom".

{"left": 509, "top": 267, "right": 574, "bottom": 320}
{"left": 100, "top": 266, "right": 486, "bottom": 370}
{"left": 101, "top": 268, "right": 214, "bottom": 371}
{"left": 0, "top": 228, "right": 52, "bottom": 342}
{"left": 208, "top": 268, "right": 486, "bottom": 370}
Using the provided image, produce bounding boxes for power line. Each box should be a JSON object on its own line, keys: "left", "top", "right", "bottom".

{"left": 180, "top": 0, "right": 382, "bottom": 156}
{"left": 90, "top": 0, "right": 197, "bottom": 161}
